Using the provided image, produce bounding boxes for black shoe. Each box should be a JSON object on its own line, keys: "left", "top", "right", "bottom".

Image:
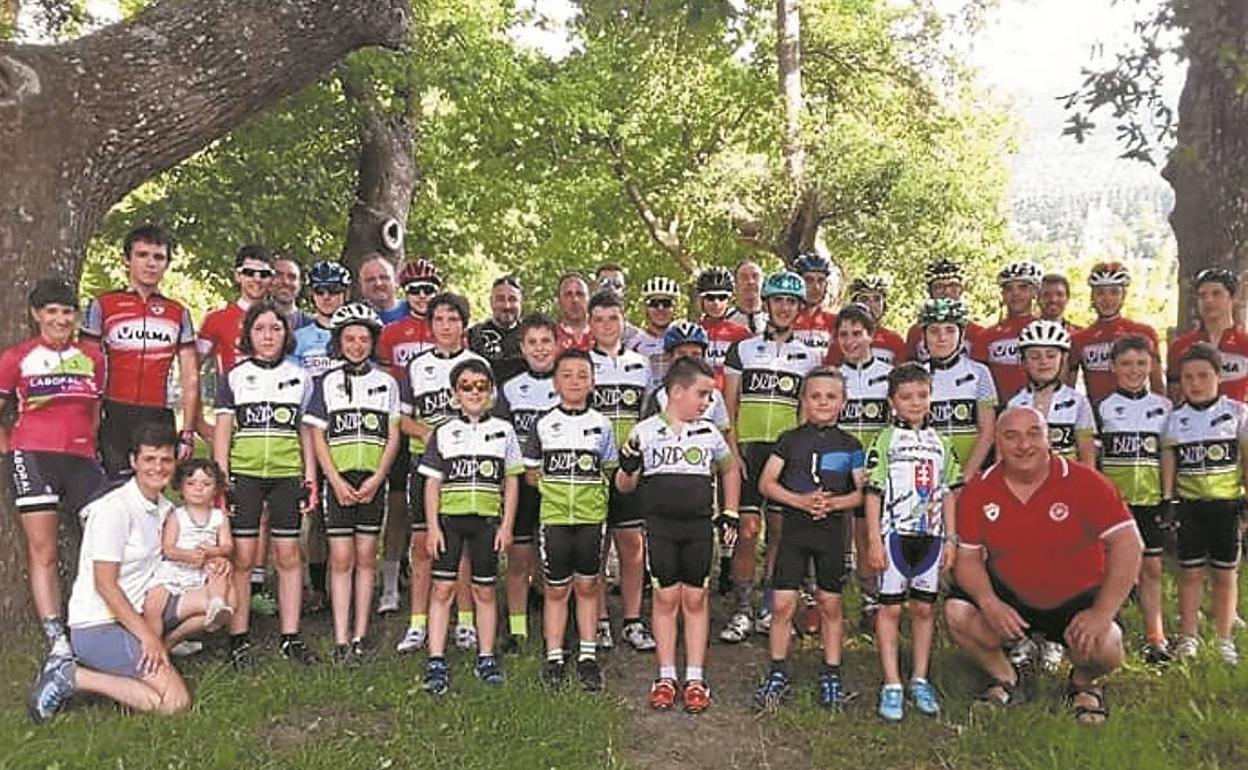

{"left": 541, "top": 659, "right": 567, "bottom": 688}
{"left": 280, "top": 637, "right": 319, "bottom": 665}
{"left": 331, "top": 644, "right": 353, "bottom": 667}
{"left": 229, "top": 639, "right": 256, "bottom": 671}
{"left": 577, "top": 658, "right": 604, "bottom": 692}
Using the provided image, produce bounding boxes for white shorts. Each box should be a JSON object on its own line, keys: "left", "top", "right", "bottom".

{"left": 878, "top": 532, "right": 942, "bottom": 604}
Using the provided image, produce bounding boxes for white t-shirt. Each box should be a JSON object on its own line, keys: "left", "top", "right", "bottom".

{"left": 68, "top": 479, "right": 173, "bottom": 628}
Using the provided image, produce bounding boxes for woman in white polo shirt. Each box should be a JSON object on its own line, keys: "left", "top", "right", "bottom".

{"left": 28, "top": 423, "right": 190, "bottom": 723}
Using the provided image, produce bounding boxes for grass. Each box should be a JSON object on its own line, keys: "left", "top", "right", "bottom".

{"left": 2, "top": 569, "right": 1248, "bottom": 769}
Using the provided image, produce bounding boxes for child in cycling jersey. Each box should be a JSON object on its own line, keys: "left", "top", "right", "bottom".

{"left": 419, "top": 358, "right": 523, "bottom": 694}
{"left": 144, "top": 458, "right": 235, "bottom": 646}
{"left": 617, "top": 357, "right": 740, "bottom": 714}
{"left": 864, "top": 363, "right": 960, "bottom": 722}
{"left": 754, "top": 369, "right": 864, "bottom": 711}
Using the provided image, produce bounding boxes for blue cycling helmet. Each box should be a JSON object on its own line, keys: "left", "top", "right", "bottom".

{"left": 761, "top": 270, "right": 806, "bottom": 300}
{"left": 308, "top": 260, "right": 352, "bottom": 290}
{"left": 793, "top": 251, "right": 832, "bottom": 276}
{"left": 662, "top": 320, "right": 710, "bottom": 352}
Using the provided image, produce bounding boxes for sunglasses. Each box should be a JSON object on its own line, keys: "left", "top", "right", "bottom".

{"left": 700, "top": 292, "right": 731, "bottom": 302}
{"left": 238, "top": 267, "right": 274, "bottom": 279}
{"left": 598, "top": 277, "right": 625, "bottom": 290}
{"left": 494, "top": 275, "right": 523, "bottom": 291}
{"left": 645, "top": 298, "right": 674, "bottom": 309}
{"left": 406, "top": 283, "right": 438, "bottom": 296}
{"left": 312, "top": 286, "right": 346, "bottom": 296}
{"left": 456, "top": 380, "right": 491, "bottom": 394}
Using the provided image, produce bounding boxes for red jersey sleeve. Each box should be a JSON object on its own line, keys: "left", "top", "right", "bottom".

{"left": 89, "top": 346, "right": 107, "bottom": 395}
{"left": 377, "top": 325, "right": 396, "bottom": 368}
{"left": 0, "top": 344, "right": 19, "bottom": 399}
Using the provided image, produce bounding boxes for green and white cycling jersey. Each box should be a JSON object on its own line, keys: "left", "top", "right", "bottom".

{"left": 1163, "top": 396, "right": 1248, "bottom": 501}
{"left": 523, "top": 406, "right": 618, "bottom": 525}
{"left": 495, "top": 369, "right": 558, "bottom": 451}
{"left": 215, "top": 358, "right": 311, "bottom": 479}
{"left": 302, "top": 363, "right": 400, "bottom": 474}
{"left": 590, "top": 347, "right": 651, "bottom": 450}
{"left": 724, "top": 334, "right": 820, "bottom": 444}
{"left": 627, "top": 413, "right": 731, "bottom": 520}
{"left": 926, "top": 354, "right": 996, "bottom": 464}
{"left": 1096, "top": 389, "right": 1171, "bottom": 506}
{"left": 839, "top": 357, "right": 893, "bottom": 451}
{"left": 418, "top": 415, "right": 523, "bottom": 517}
{"left": 399, "top": 348, "right": 487, "bottom": 453}
{"left": 1006, "top": 383, "right": 1096, "bottom": 458}
{"left": 865, "top": 421, "right": 962, "bottom": 537}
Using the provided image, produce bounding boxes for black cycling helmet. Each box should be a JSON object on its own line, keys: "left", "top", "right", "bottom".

{"left": 696, "top": 267, "right": 734, "bottom": 295}
{"left": 308, "top": 260, "right": 352, "bottom": 290}
{"left": 29, "top": 278, "right": 78, "bottom": 310}
{"left": 1194, "top": 267, "right": 1239, "bottom": 296}
{"left": 793, "top": 251, "right": 833, "bottom": 276}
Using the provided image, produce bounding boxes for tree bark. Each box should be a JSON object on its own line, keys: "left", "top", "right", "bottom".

{"left": 773, "top": 0, "right": 819, "bottom": 265}
{"left": 0, "top": 0, "right": 410, "bottom": 628}
{"left": 339, "top": 67, "right": 420, "bottom": 280}
{"left": 1162, "top": 1, "right": 1248, "bottom": 332}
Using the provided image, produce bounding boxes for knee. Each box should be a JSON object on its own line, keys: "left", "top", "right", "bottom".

{"left": 1212, "top": 568, "right": 1238, "bottom": 587}
{"left": 771, "top": 591, "right": 797, "bottom": 618}
{"left": 328, "top": 552, "right": 354, "bottom": 573}
{"left": 547, "top": 585, "right": 570, "bottom": 603}
{"left": 943, "top": 599, "right": 975, "bottom": 636}
{"left": 273, "top": 547, "right": 301, "bottom": 572}
{"left": 909, "top": 601, "right": 935, "bottom": 621}
{"left": 471, "top": 585, "right": 495, "bottom": 605}
{"left": 681, "top": 587, "right": 708, "bottom": 611}
{"left": 156, "top": 678, "right": 191, "bottom": 715}
{"left": 431, "top": 581, "right": 455, "bottom": 602}
{"left": 1140, "top": 557, "right": 1163, "bottom": 581}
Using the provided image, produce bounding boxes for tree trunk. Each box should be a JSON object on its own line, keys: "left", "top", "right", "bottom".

{"left": 339, "top": 69, "right": 420, "bottom": 280}
{"left": 1161, "top": 1, "right": 1248, "bottom": 334}
{"left": 773, "top": 0, "right": 819, "bottom": 265}
{"left": 0, "top": 0, "right": 410, "bottom": 629}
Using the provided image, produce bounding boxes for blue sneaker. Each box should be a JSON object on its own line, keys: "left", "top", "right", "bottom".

{"left": 475, "top": 656, "right": 504, "bottom": 686}
{"left": 878, "top": 684, "right": 904, "bottom": 722}
{"left": 908, "top": 678, "right": 940, "bottom": 716}
{"left": 28, "top": 656, "right": 76, "bottom": 724}
{"left": 424, "top": 658, "right": 450, "bottom": 696}
{"left": 753, "top": 668, "right": 791, "bottom": 709}
{"left": 817, "top": 671, "right": 844, "bottom": 710}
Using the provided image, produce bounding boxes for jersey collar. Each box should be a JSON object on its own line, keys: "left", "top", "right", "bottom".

{"left": 927, "top": 352, "right": 963, "bottom": 371}
{"left": 1187, "top": 396, "right": 1220, "bottom": 411}
{"left": 249, "top": 356, "right": 282, "bottom": 370}
{"left": 556, "top": 404, "right": 590, "bottom": 416}
{"left": 842, "top": 355, "right": 877, "bottom": 371}
{"left": 431, "top": 347, "right": 465, "bottom": 359}
{"left": 1113, "top": 386, "right": 1149, "bottom": 400}
{"left": 892, "top": 416, "right": 931, "bottom": 430}
{"left": 525, "top": 367, "right": 554, "bottom": 380}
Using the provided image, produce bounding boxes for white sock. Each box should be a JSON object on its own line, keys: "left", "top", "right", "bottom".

{"left": 685, "top": 666, "right": 704, "bottom": 682}
{"left": 659, "top": 665, "right": 677, "bottom": 680}
{"left": 382, "top": 561, "right": 400, "bottom": 595}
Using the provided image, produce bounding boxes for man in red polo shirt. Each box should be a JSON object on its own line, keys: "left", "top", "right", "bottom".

{"left": 974, "top": 261, "right": 1042, "bottom": 402}
{"left": 945, "top": 407, "right": 1141, "bottom": 726}
{"left": 1069, "top": 262, "right": 1163, "bottom": 406}
{"left": 1167, "top": 268, "right": 1248, "bottom": 402}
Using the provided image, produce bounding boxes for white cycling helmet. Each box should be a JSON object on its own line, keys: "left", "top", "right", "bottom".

{"left": 330, "top": 302, "right": 383, "bottom": 333}
{"left": 641, "top": 276, "right": 681, "bottom": 300}
{"left": 997, "top": 261, "right": 1044, "bottom": 288}
{"left": 1017, "top": 319, "right": 1070, "bottom": 352}
{"left": 1088, "top": 261, "right": 1131, "bottom": 288}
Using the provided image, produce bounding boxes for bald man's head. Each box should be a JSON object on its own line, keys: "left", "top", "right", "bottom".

{"left": 995, "top": 406, "right": 1051, "bottom": 477}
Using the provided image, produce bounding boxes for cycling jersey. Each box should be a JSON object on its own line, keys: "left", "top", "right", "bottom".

{"left": 644, "top": 386, "right": 730, "bottom": 431}
{"left": 81, "top": 288, "right": 195, "bottom": 408}
{"left": 865, "top": 421, "right": 961, "bottom": 537}
{"left": 418, "top": 415, "right": 523, "bottom": 517}
{"left": 1167, "top": 326, "right": 1248, "bottom": 402}
{"left": 769, "top": 422, "right": 864, "bottom": 502}
{"left": 377, "top": 315, "right": 434, "bottom": 372}
{"left": 468, "top": 319, "right": 524, "bottom": 383}
{"left": 303, "top": 363, "right": 400, "bottom": 472}
{"left": 700, "top": 315, "right": 751, "bottom": 390}
{"left": 1006, "top": 384, "right": 1096, "bottom": 459}
{"left": 215, "top": 358, "right": 311, "bottom": 479}
{"left": 398, "top": 347, "right": 486, "bottom": 453}
{"left": 838, "top": 356, "right": 893, "bottom": 450}
{"left": 627, "top": 327, "right": 670, "bottom": 393}
{"left": 197, "top": 300, "right": 250, "bottom": 375}
{"left": 724, "top": 333, "right": 819, "bottom": 444}
{"left": 1163, "top": 396, "right": 1248, "bottom": 501}
{"left": 973, "top": 314, "right": 1035, "bottom": 402}
{"left": 523, "top": 406, "right": 618, "bottom": 525}
{"left": 555, "top": 323, "right": 593, "bottom": 353}
{"left": 590, "top": 347, "right": 650, "bottom": 449}
{"left": 905, "top": 321, "right": 984, "bottom": 362}
{"left": 1070, "top": 317, "right": 1161, "bottom": 405}
{"left": 0, "top": 337, "right": 105, "bottom": 458}
{"left": 824, "top": 327, "right": 908, "bottom": 367}
{"left": 628, "top": 413, "right": 730, "bottom": 519}
{"left": 726, "top": 306, "right": 768, "bottom": 335}
{"left": 1096, "top": 389, "right": 1170, "bottom": 506}
{"left": 496, "top": 369, "right": 558, "bottom": 449}
{"left": 291, "top": 321, "right": 334, "bottom": 378}
{"left": 792, "top": 307, "right": 838, "bottom": 357}
{"left": 926, "top": 354, "right": 997, "bottom": 466}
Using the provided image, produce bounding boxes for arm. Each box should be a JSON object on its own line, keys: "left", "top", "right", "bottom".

{"left": 177, "top": 345, "right": 201, "bottom": 444}
{"left": 213, "top": 412, "right": 234, "bottom": 480}
{"left": 1160, "top": 446, "right": 1176, "bottom": 499}
{"left": 207, "top": 515, "right": 234, "bottom": 561}
{"left": 496, "top": 475, "right": 519, "bottom": 551}
{"left": 863, "top": 491, "right": 886, "bottom": 573}
{"left": 1067, "top": 524, "right": 1143, "bottom": 659}
{"left": 0, "top": 396, "right": 9, "bottom": 453}
{"left": 94, "top": 561, "right": 169, "bottom": 673}
{"left": 424, "top": 476, "right": 444, "bottom": 557}
{"left": 358, "top": 422, "right": 402, "bottom": 504}
{"left": 758, "top": 455, "right": 822, "bottom": 515}
{"left": 940, "top": 490, "right": 958, "bottom": 572}
{"left": 311, "top": 427, "right": 358, "bottom": 506}
{"left": 1075, "top": 433, "right": 1097, "bottom": 467}
{"left": 614, "top": 466, "right": 640, "bottom": 493}
{"left": 952, "top": 544, "right": 1029, "bottom": 641}
{"left": 400, "top": 415, "right": 434, "bottom": 445}
{"left": 524, "top": 468, "right": 540, "bottom": 488}
{"left": 723, "top": 371, "right": 741, "bottom": 455}
{"left": 964, "top": 403, "right": 996, "bottom": 481}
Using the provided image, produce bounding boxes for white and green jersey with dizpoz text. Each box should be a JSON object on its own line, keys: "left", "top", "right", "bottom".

{"left": 216, "top": 359, "right": 311, "bottom": 479}
{"left": 725, "top": 335, "right": 819, "bottom": 444}
{"left": 523, "top": 406, "right": 618, "bottom": 525}
{"left": 1163, "top": 396, "right": 1248, "bottom": 501}
{"left": 1096, "top": 390, "right": 1170, "bottom": 506}
{"left": 418, "top": 415, "right": 523, "bottom": 516}
{"left": 926, "top": 355, "right": 996, "bottom": 465}
{"left": 302, "top": 364, "right": 400, "bottom": 474}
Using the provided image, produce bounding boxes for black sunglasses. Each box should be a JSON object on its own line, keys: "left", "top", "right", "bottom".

{"left": 238, "top": 267, "right": 274, "bottom": 279}
{"left": 645, "top": 298, "right": 675, "bottom": 309}
{"left": 406, "top": 283, "right": 438, "bottom": 296}
{"left": 312, "top": 286, "right": 347, "bottom": 296}
{"left": 701, "top": 292, "right": 731, "bottom": 302}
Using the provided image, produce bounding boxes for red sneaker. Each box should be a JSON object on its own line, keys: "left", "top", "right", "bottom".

{"left": 649, "top": 677, "right": 678, "bottom": 711}
{"left": 683, "top": 679, "right": 711, "bottom": 713}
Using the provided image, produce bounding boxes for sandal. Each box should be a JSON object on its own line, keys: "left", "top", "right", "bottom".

{"left": 1065, "top": 676, "right": 1108, "bottom": 726}
{"left": 975, "top": 676, "right": 1023, "bottom": 707}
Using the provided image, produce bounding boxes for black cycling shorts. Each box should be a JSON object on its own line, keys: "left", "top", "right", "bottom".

{"left": 607, "top": 484, "right": 643, "bottom": 530}
{"left": 645, "top": 515, "right": 714, "bottom": 589}
{"left": 1177, "top": 499, "right": 1241, "bottom": 570}
{"left": 324, "top": 470, "right": 386, "bottom": 538}
{"left": 1130, "top": 503, "right": 1166, "bottom": 558}
{"left": 98, "top": 401, "right": 175, "bottom": 479}
{"left": 388, "top": 440, "right": 411, "bottom": 491}
{"left": 433, "top": 515, "right": 498, "bottom": 585}
{"left": 772, "top": 512, "right": 845, "bottom": 593}
{"left": 539, "top": 523, "right": 605, "bottom": 586}
{"left": 739, "top": 441, "right": 775, "bottom": 516}
{"left": 230, "top": 475, "right": 302, "bottom": 539}
{"left": 948, "top": 571, "right": 1105, "bottom": 645}
{"left": 5, "top": 450, "right": 105, "bottom": 515}
{"left": 513, "top": 482, "right": 541, "bottom": 545}
{"left": 407, "top": 458, "right": 427, "bottom": 533}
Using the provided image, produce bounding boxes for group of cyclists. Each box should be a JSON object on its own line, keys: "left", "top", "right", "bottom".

{"left": 11, "top": 220, "right": 1248, "bottom": 724}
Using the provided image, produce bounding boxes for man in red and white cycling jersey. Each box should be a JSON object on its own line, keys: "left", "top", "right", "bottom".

{"left": 825, "top": 276, "right": 906, "bottom": 366}
{"left": 81, "top": 224, "right": 198, "bottom": 476}
{"left": 974, "top": 261, "right": 1041, "bottom": 402}
{"left": 1166, "top": 267, "right": 1248, "bottom": 402}
{"left": 555, "top": 273, "right": 593, "bottom": 352}
{"left": 906, "top": 259, "right": 984, "bottom": 361}
{"left": 696, "top": 268, "right": 751, "bottom": 390}
{"left": 1069, "top": 262, "right": 1163, "bottom": 406}
{"left": 1040, "top": 273, "right": 1081, "bottom": 335}
{"left": 791, "top": 252, "right": 839, "bottom": 358}
{"left": 197, "top": 244, "right": 275, "bottom": 378}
